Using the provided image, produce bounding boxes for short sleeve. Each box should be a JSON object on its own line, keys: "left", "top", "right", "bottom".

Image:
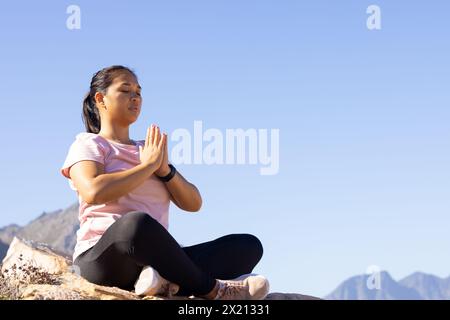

{"left": 60, "top": 133, "right": 107, "bottom": 181}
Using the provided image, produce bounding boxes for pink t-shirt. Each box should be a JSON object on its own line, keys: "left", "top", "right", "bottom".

{"left": 60, "top": 132, "right": 171, "bottom": 262}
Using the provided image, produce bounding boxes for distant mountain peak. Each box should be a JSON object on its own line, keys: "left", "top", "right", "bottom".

{"left": 0, "top": 202, "right": 79, "bottom": 263}
{"left": 0, "top": 223, "right": 21, "bottom": 231}
{"left": 326, "top": 270, "right": 450, "bottom": 300}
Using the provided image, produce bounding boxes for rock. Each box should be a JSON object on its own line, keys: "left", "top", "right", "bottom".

{"left": 265, "top": 292, "right": 321, "bottom": 300}
{"left": 0, "top": 236, "right": 319, "bottom": 300}
{"left": 2, "top": 237, "right": 71, "bottom": 276}
{"left": 20, "top": 284, "right": 91, "bottom": 300}
{"left": 0, "top": 237, "right": 145, "bottom": 300}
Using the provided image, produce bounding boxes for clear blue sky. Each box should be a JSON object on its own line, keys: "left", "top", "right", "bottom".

{"left": 0, "top": 1, "right": 449, "bottom": 298}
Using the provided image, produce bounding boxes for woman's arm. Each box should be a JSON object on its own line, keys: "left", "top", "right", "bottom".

{"left": 159, "top": 165, "right": 202, "bottom": 212}
{"left": 92, "top": 163, "right": 159, "bottom": 204}
{"left": 155, "top": 130, "right": 202, "bottom": 212}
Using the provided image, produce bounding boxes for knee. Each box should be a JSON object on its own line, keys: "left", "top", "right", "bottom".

{"left": 116, "top": 211, "right": 158, "bottom": 242}
{"left": 235, "top": 233, "right": 264, "bottom": 262}
{"left": 248, "top": 234, "right": 264, "bottom": 261}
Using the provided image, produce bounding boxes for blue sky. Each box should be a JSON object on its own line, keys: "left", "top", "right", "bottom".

{"left": 0, "top": 1, "right": 449, "bottom": 298}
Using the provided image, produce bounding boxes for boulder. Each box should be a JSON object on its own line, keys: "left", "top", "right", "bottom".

{"left": 0, "top": 237, "right": 147, "bottom": 300}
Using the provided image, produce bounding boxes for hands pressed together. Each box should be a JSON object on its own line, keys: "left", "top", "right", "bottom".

{"left": 138, "top": 124, "right": 171, "bottom": 177}
{"left": 138, "top": 124, "right": 202, "bottom": 211}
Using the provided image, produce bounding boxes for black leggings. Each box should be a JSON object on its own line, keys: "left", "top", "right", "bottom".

{"left": 73, "top": 211, "right": 264, "bottom": 296}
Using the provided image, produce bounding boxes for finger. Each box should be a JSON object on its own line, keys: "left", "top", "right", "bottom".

{"left": 164, "top": 133, "right": 168, "bottom": 153}
{"left": 150, "top": 124, "right": 156, "bottom": 145}
{"left": 164, "top": 134, "right": 169, "bottom": 160}
{"left": 154, "top": 126, "right": 161, "bottom": 146}
{"left": 158, "top": 132, "right": 166, "bottom": 150}
{"left": 145, "top": 126, "right": 151, "bottom": 148}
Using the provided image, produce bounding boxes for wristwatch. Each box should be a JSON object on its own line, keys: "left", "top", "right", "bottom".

{"left": 156, "top": 164, "right": 177, "bottom": 182}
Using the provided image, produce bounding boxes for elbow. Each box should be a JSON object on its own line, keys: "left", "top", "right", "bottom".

{"left": 84, "top": 194, "right": 97, "bottom": 205}
{"left": 185, "top": 197, "right": 202, "bottom": 212}
{"left": 185, "top": 206, "right": 201, "bottom": 213}
{"left": 189, "top": 204, "right": 202, "bottom": 213}
{"left": 193, "top": 198, "right": 203, "bottom": 212}
{"left": 86, "top": 188, "right": 101, "bottom": 205}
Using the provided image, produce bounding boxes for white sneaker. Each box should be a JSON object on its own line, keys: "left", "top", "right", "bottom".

{"left": 134, "top": 265, "right": 179, "bottom": 297}
{"left": 214, "top": 274, "right": 270, "bottom": 300}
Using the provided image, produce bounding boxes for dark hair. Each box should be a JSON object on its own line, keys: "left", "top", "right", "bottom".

{"left": 82, "top": 65, "right": 137, "bottom": 133}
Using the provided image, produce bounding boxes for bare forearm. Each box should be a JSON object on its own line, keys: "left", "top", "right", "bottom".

{"left": 91, "top": 163, "right": 158, "bottom": 204}
{"left": 164, "top": 170, "right": 202, "bottom": 212}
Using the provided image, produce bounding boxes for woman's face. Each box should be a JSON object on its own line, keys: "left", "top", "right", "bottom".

{"left": 99, "top": 71, "right": 142, "bottom": 125}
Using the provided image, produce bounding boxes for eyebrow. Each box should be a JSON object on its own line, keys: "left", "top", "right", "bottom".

{"left": 121, "top": 82, "right": 142, "bottom": 90}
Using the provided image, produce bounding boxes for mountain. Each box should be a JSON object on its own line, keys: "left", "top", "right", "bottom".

{"left": 399, "top": 272, "right": 450, "bottom": 299}
{"left": 326, "top": 271, "right": 450, "bottom": 300}
{"left": 0, "top": 202, "right": 79, "bottom": 262}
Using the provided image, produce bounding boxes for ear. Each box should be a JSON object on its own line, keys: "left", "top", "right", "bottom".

{"left": 94, "top": 92, "right": 106, "bottom": 107}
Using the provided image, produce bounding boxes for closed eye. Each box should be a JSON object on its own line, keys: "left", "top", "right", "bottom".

{"left": 120, "top": 90, "right": 141, "bottom": 97}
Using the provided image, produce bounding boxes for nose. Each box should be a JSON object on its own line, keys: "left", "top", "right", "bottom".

{"left": 131, "top": 92, "right": 141, "bottom": 103}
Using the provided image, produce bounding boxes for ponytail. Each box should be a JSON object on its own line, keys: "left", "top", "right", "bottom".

{"left": 82, "top": 92, "right": 101, "bottom": 134}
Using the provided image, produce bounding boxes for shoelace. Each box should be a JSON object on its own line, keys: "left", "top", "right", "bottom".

{"left": 215, "top": 281, "right": 248, "bottom": 300}
{"left": 158, "top": 282, "right": 179, "bottom": 298}
{"left": 158, "top": 282, "right": 171, "bottom": 297}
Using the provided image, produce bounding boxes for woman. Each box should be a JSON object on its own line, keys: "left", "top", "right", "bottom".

{"left": 60, "top": 65, "right": 270, "bottom": 300}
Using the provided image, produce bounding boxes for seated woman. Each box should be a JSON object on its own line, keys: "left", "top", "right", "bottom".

{"left": 60, "top": 65, "right": 269, "bottom": 300}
